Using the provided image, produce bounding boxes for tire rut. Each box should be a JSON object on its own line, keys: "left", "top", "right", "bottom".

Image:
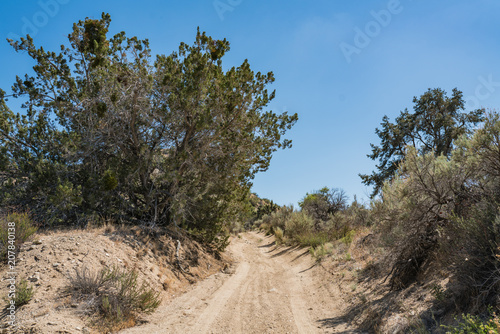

{"left": 120, "top": 232, "right": 357, "bottom": 334}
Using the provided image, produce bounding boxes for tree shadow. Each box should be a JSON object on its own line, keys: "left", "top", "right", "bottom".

{"left": 292, "top": 249, "right": 310, "bottom": 262}
{"left": 258, "top": 241, "right": 275, "bottom": 248}
{"left": 270, "top": 245, "right": 301, "bottom": 258}
{"left": 317, "top": 316, "right": 368, "bottom": 333}
{"left": 299, "top": 263, "right": 317, "bottom": 273}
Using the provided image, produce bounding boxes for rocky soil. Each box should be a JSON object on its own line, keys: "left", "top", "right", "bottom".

{"left": 1, "top": 227, "right": 447, "bottom": 333}
{"left": 0, "top": 226, "right": 226, "bottom": 334}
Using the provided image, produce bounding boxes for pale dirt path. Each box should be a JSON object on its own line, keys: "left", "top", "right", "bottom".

{"left": 120, "top": 232, "right": 360, "bottom": 334}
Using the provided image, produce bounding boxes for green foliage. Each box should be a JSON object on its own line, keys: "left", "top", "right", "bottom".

{"left": 281, "top": 210, "right": 329, "bottom": 247}
{"left": 285, "top": 211, "right": 314, "bottom": 241}
{"left": 339, "top": 230, "right": 355, "bottom": 246}
{"left": 0, "top": 13, "right": 297, "bottom": 250}
{"left": 258, "top": 197, "right": 361, "bottom": 254}
{"left": 310, "top": 242, "right": 333, "bottom": 261}
{"left": 273, "top": 226, "right": 285, "bottom": 245}
{"left": 11, "top": 278, "right": 34, "bottom": 307}
{"left": 101, "top": 170, "right": 118, "bottom": 191}
{"left": 443, "top": 313, "right": 500, "bottom": 334}
{"left": 372, "top": 145, "right": 468, "bottom": 289}
{"left": 344, "top": 196, "right": 372, "bottom": 227}
{"left": 373, "top": 111, "right": 500, "bottom": 297}
{"left": 256, "top": 205, "right": 294, "bottom": 235}
{"left": 299, "top": 187, "right": 347, "bottom": 222}
{"left": 321, "top": 211, "right": 356, "bottom": 241}
{"left": 430, "top": 284, "right": 448, "bottom": 303}
{"left": 68, "top": 265, "right": 161, "bottom": 327}
{"left": 361, "top": 88, "right": 484, "bottom": 198}
{"left": 296, "top": 231, "right": 329, "bottom": 248}
{"left": 255, "top": 199, "right": 280, "bottom": 221}
{"left": 0, "top": 212, "right": 37, "bottom": 262}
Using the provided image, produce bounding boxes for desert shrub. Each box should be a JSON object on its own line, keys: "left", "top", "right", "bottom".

{"left": 229, "top": 221, "right": 244, "bottom": 235}
{"left": 343, "top": 197, "right": 372, "bottom": 227}
{"left": 68, "top": 265, "right": 161, "bottom": 328}
{"left": 269, "top": 206, "right": 294, "bottom": 232}
{"left": 284, "top": 211, "right": 314, "bottom": 242}
{"left": 256, "top": 214, "right": 273, "bottom": 234}
{"left": 373, "top": 146, "right": 466, "bottom": 289}
{"left": 295, "top": 231, "right": 329, "bottom": 247}
{"left": 9, "top": 278, "right": 34, "bottom": 307}
{"left": 440, "top": 113, "right": 500, "bottom": 309}
{"left": 262, "top": 203, "right": 362, "bottom": 249}
{"left": 443, "top": 312, "right": 500, "bottom": 333}
{"left": 255, "top": 200, "right": 280, "bottom": 221}
{"left": 100, "top": 268, "right": 160, "bottom": 320}
{"left": 323, "top": 212, "right": 355, "bottom": 241}
{"left": 299, "top": 187, "right": 347, "bottom": 224}
{"left": 258, "top": 221, "right": 271, "bottom": 234}
{"left": 340, "top": 230, "right": 356, "bottom": 246}
{"left": 373, "top": 111, "right": 500, "bottom": 298}
{"left": 68, "top": 266, "right": 107, "bottom": 295}
{"left": 310, "top": 242, "right": 334, "bottom": 262}
{"left": 443, "top": 207, "right": 500, "bottom": 311}
{"left": 273, "top": 226, "right": 285, "bottom": 245}
{"left": 256, "top": 206, "right": 294, "bottom": 235}
{"left": 0, "top": 212, "right": 37, "bottom": 262}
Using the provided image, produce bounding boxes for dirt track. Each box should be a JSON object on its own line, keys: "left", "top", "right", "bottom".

{"left": 120, "top": 231, "right": 359, "bottom": 334}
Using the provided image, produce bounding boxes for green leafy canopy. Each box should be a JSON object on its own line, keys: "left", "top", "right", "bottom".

{"left": 360, "top": 88, "right": 484, "bottom": 198}
{"left": 0, "top": 13, "right": 298, "bottom": 250}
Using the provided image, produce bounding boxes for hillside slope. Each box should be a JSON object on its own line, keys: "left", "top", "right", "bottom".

{"left": 0, "top": 226, "right": 227, "bottom": 334}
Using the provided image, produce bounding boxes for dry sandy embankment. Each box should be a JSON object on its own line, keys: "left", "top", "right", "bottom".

{"left": 0, "top": 226, "right": 227, "bottom": 334}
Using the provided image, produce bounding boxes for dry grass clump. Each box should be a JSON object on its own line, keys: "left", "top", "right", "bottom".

{"left": 68, "top": 265, "right": 161, "bottom": 331}
{"left": 0, "top": 212, "right": 38, "bottom": 262}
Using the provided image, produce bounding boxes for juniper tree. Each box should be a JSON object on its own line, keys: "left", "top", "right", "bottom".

{"left": 0, "top": 13, "right": 297, "bottom": 249}
{"left": 360, "top": 88, "right": 484, "bottom": 198}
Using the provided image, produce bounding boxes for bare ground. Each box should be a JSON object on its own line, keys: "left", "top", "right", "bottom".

{"left": 0, "top": 226, "right": 227, "bottom": 334}
{"left": 120, "top": 231, "right": 363, "bottom": 334}
{"left": 1, "top": 227, "right": 437, "bottom": 333}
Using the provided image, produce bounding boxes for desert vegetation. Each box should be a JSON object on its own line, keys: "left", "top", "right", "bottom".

{"left": 256, "top": 88, "right": 500, "bottom": 331}
{"left": 0, "top": 13, "right": 297, "bottom": 252}
{"left": 1, "top": 9, "right": 500, "bottom": 334}
{"left": 67, "top": 265, "right": 161, "bottom": 331}
{"left": 0, "top": 12, "right": 297, "bottom": 332}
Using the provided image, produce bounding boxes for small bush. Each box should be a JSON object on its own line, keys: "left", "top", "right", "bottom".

{"left": 322, "top": 212, "right": 355, "bottom": 241}
{"left": 443, "top": 313, "right": 500, "bottom": 333}
{"left": 340, "top": 230, "right": 355, "bottom": 246}
{"left": 285, "top": 211, "right": 314, "bottom": 242}
{"left": 0, "top": 212, "right": 38, "bottom": 262}
{"left": 310, "top": 242, "right": 333, "bottom": 261}
{"left": 68, "top": 266, "right": 107, "bottom": 295}
{"left": 257, "top": 206, "right": 294, "bottom": 235}
{"left": 9, "top": 278, "right": 34, "bottom": 307}
{"left": 229, "top": 221, "right": 244, "bottom": 235}
{"left": 259, "top": 222, "right": 271, "bottom": 234}
{"left": 296, "top": 231, "right": 329, "bottom": 247}
{"left": 274, "top": 227, "right": 285, "bottom": 245}
{"left": 68, "top": 265, "right": 161, "bottom": 329}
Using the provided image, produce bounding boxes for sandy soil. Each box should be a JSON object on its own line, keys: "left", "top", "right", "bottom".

{"left": 120, "top": 231, "right": 363, "bottom": 334}
{"left": 0, "top": 226, "right": 226, "bottom": 334}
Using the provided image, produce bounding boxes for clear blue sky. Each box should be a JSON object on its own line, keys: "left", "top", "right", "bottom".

{"left": 1, "top": 0, "right": 500, "bottom": 206}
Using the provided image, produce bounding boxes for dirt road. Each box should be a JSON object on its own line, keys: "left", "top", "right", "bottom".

{"left": 120, "top": 232, "right": 359, "bottom": 334}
